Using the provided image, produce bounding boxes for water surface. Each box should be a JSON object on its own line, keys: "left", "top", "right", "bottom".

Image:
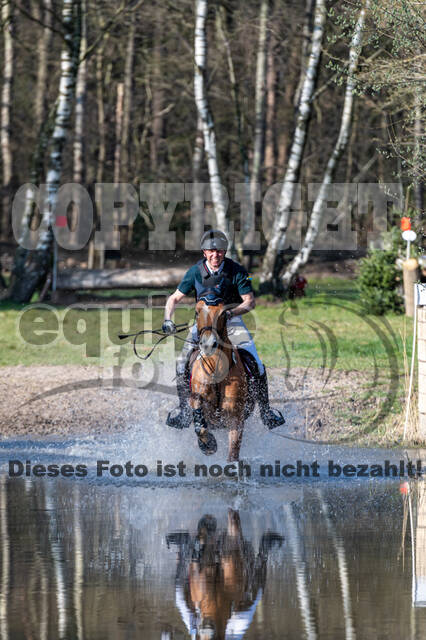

{"left": 1, "top": 453, "right": 426, "bottom": 640}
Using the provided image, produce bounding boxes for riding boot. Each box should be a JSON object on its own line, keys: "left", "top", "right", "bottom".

{"left": 257, "top": 370, "right": 285, "bottom": 429}
{"left": 166, "top": 371, "right": 192, "bottom": 429}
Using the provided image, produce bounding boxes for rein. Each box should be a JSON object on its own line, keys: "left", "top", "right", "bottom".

{"left": 118, "top": 322, "right": 196, "bottom": 361}
{"left": 116, "top": 306, "right": 229, "bottom": 371}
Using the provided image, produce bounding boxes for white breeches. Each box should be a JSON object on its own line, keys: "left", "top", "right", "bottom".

{"left": 176, "top": 315, "right": 264, "bottom": 375}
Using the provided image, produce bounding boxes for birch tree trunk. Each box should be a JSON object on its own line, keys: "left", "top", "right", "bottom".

{"left": 194, "top": 0, "right": 228, "bottom": 234}
{"left": 4, "top": 100, "right": 58, "bottom": 301}
{"left": 34, "top": 0, "right": 53, "bottom": 132}
{"left": 246, "top": 0, "right": 269, "bottom": 242}
{"left": 293, "top": 0, "right": 315, "bottom": 110}
{"left": 281, "top": 0, "right": 369, "bottom": 289}
{"left": 1, "top": 0, "right": 14, "bottom": 239}
{"left": 8, "top": 0, "right": 81, "bottom": 303}
{"left": 259, "top": 0, "right": 326, "bottom": 292}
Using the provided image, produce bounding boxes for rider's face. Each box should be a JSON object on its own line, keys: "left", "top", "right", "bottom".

{"left": 203, "top": 249, "right": 225, "bottom": 270}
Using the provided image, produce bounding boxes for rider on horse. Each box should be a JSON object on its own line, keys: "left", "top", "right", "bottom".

{"left": 162, "top": 229, "right": 285, "bottom": 431}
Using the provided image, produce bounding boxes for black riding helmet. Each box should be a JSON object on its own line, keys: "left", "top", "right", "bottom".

{"left": 200, "top": 229, "right": 228, "bottom": 251}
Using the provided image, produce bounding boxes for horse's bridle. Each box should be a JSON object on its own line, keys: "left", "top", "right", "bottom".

{"left": 198, "top": 325, "right": 220, "bottom": 340}
{"left": 197, "top": 316, "right": 236, "bottom": 379}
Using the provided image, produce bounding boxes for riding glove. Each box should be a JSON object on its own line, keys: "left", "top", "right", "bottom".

{"left": 162, "top": 319, "right": 177, "bottom": 334}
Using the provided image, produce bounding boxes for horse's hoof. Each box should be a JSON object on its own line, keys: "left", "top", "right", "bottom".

{"left": 197, "top": 431, "right": 217, "bottom": 455}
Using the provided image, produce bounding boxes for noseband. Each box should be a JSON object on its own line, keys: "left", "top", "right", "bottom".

{"left": 199, "top": 325, "right": 220, "bottom": 340}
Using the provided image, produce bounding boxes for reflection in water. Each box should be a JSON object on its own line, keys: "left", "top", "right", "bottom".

{"left": 405, "top": 480, "right": 426, "bottom": 608}
{"left": 282, "top": 503, "right": 317, "bottom": 640}
{"left": 4, "top": 477, "right": 426, "bottom": 638}
{"left": 45, "top": 485, "right": 68, "bottom": 639}
{"left": 39, "top": 547, "right": 48, "bottom": 640}
{"left": 0, "top": 477, "right": 9, "bottom": 640}
{"left": 400, "top": 479, "right": 426, "bottom": 640}
{"left": 74, "top": 485, "right": 84, "bottom": 640}
{"left": 167, "top": 509, "right": 284, "bottom": 639}
{"left": 318, "top": 492, "right": 356, "bottom": 640}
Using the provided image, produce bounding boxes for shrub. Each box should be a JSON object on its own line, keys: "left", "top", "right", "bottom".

{"left": 357, "top": 248, "right": 403, "bottom": 315}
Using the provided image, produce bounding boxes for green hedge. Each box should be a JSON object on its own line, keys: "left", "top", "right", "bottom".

{"left": 357, "top": 248, "right": 403, "bottom": 315}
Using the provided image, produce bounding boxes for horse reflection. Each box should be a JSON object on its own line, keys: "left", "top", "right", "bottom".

{"left": 167, "top": 509, "right": 284, "bottom": 640}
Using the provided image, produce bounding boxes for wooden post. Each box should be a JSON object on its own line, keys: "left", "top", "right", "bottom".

{"left": 418, "top": 306, "right": 426, "bottom": 438}
{"left": 403, "top": 259, "right": 419, "bottom": 317}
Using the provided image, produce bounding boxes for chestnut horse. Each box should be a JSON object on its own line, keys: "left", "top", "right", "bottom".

{"left": 167, "top": 509, "right": 284, "bottom": 640}
{"left": 190, "top": 299, "right": 254, "bottom": 461}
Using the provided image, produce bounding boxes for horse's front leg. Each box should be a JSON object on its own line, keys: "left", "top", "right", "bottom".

{"left": 190, "top": 386, "right": 217, "bottom": 456}
{"left": 221, "top": 395, "right": 244, "bottom": 462}
{"left": 190, "top": 380, "right": 208, "bottom": 437}
{"left": 221, "top": 368, "right": 246, "bottom": 463}
{"left": 192, "top": 405, "right": 207, "bottom": 437}
{"left": 227, "top": 421, "right": 244, "bottom": 463}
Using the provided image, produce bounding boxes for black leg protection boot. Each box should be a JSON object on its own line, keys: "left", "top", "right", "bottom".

{"left": 166, "top": 372, "right": 192, "bottom": 429}
{"left": 257, "top": 370, "right": 285, "bottom": 429}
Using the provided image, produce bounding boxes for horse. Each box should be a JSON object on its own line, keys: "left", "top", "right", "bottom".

{"left": 189, "top": 297, "right": 255, "bottom": 462}
{"left": 166, "top": 510, "right": 284, "bottom": 640}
